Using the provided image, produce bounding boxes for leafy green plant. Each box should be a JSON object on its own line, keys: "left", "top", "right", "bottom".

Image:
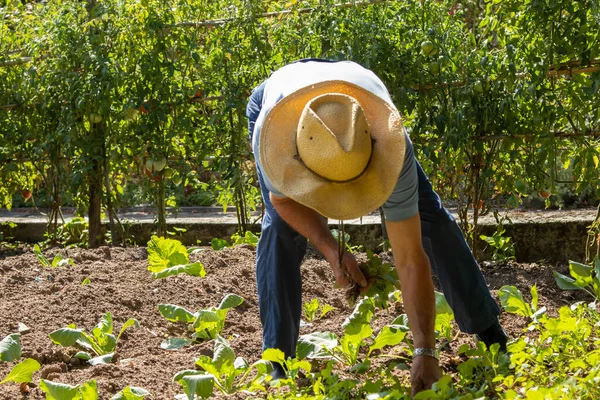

{"left": 111, "top": 386, "right": 151, "bottom": 400}
{"left": 210, "top": 231, "right": 259, "bottom": 251}
{"left": 49, "top": 312, "right": 139, "bottom": 365}
{"left": 147, "top": 235, "right": 206, "bottom": 279}
{"left": 346, "top": 251, "right": 399, "bottom": 308}
{"left": 330, "top": 228, "right": 363, "bottom": 253}
{"left": 261, "top": 348, "right": 312, "bottom": 391}
{"left": 175, "top": 335, "right": 263, "bottom": 397}
{"left": 336, "top": 297, "right": 376, "bottom": 367}
{"left": 554, "top": 256, "right": 600, "bottom": 300}
{"left": 302, "top": 298, "right": 336, "bottom": 323}
{"left": 499, "top": 284, "right": 547, "bottom": 321}
{"left": 39, "top": 379, "right": 98, "bottom": 400}
{"left": 159, "top": 293, "right": 244, "bottom": 342}
{"left": 480, "top": 215, "right": 515, "bottom": 262}
{"left": 33, "top": 244, "right": 74, "bottom": 268}
{"left": 1, "top": 358, "right": 40, "bottom": 385}
{"left": 434, "top": 291, "right": 456, "bottom": 342}
{"left": 0, "top": 333, "right": 21, "bottom": 362}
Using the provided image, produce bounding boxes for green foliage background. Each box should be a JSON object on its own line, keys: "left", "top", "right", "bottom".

{"left": 1, "top": 0, "right": 599, "bottom": 242}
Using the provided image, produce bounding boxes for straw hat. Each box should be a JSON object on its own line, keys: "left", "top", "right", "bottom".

{"left": 259, "top": 80, "right": 406, "bottom": 220}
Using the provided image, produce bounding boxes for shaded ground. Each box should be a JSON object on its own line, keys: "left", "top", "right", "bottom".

{"left": 0, "top": 245, "right": 589, "bottom": 399}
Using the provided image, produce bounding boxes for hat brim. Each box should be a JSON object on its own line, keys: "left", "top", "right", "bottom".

{"left": 259, "top": 80, "right": 406, "bottom": 220}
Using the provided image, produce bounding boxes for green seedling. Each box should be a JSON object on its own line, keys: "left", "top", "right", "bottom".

{"left": 49, "top": 312, "right": 139, "bottom": 365}
{"left": 159, "top": 293, "right": 244, "bottom": 342}
{"left": 147, "top": 235, "right": 206, "bottom": 279}
{"left": 33, "top": 244, "right": 74, "bottom": 268}
{"left": 0, "top": 333, "right": 21, "bottom": 362}
{"left": 435, "top": 291, "right": 456, "bottom": 341}
{"left": 302, "top": 298, "right": 336, "bottom": 322}
{"left": 1, "top": 358, "right": 40, "bottom": 385}
{"left": 211, "top": 231, "right": 259, "bottom": 251}
{"left": 174, "top": 335, "right": 273, "bottom": 398}
{"left": 39, "top": 379, "right": 98, "bottom": 400}
{"left": 499, "top": 284, "right": 547, "bottom": 321}
{"left": 554, "top": 256, "right": 600, "bottom": 300}
{"left": 346, "top": 250, "right": 399, "bottom": 308}
{"left": 111, "top": 386, "right": 151, "bottom": 400}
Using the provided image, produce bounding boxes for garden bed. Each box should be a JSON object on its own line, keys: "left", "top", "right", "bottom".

{"left": 0, "top": 245, "right": 589, "bottom": 399}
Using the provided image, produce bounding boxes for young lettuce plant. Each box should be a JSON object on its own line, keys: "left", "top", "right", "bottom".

{"left": 346, "top": 251, "right": 399, "bottom": 309}
{"left": 173, "top": 335, "right": 273, "bottom": 399}
{"left": 434, "top": 291, "right": 456, "bottom": 343}
{"left": 49, "top": 312, "right": 139, "bottom": 365}
{"left": 335, "top": 297, "right": 376, "bottom": 369}
{"left": 553, "top": 256, "right": 600, "bottom": 301}
{"left": 39, "top": 379, "right": 98, "bottom": 400}
{"left": 158, "top": 293, "right": 244, "bottom": 345}
{"left": 498, "top": 284, "right": 547, "bottom": 322}
{"left": 33, "top": 244, "right": 75, "bottom": 268}
{"left": 302, "top": 298, "right": 336, "bottom": 323}
{"left": 147, "top": 235, "right": 206, "bottom": 279}
{"left": 1, "top": 333, "right": 41, "bottom": 389}
{"left": 111, "top": 386, "right": 151, "bottom": 400}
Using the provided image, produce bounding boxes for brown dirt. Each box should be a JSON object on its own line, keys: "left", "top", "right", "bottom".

{"left": 0, "top": 245, "right": 590, "bottom": 399}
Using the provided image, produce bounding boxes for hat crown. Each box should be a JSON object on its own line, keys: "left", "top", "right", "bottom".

{"left": 296, "top": 94, "right": 372, "bottom": 182}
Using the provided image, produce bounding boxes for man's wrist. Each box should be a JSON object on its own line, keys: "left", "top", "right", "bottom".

{"left": 413, "top": 347, "right": 438, "bottom": 360}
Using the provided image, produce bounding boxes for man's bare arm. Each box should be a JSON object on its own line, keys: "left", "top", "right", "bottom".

{"left": 270, "top": 194, "right": 367, "bottom": 288}
{"left": 386, "top": 212, "right": 441, "bottom": 395}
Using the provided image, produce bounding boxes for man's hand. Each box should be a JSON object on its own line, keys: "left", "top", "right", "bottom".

{"left": 327, "top": 249, "right": 367, "bottom": 289}
{"left": 410, "top": 355, "right": 442, "bottom": 397}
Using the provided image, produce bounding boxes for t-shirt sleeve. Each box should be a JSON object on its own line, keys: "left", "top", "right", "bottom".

{"left": 381, "top": 133, "right": 418, "bottom": 221}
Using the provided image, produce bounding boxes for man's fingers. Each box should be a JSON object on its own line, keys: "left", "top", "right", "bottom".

{"left": 349, "top": 267, "right": 367, "bottom": 288}
{"left": 333, "top": 267, "right": 349, "bottom": 288}
{"left": 359, "top": 278, "right": 376, "bottom": 294}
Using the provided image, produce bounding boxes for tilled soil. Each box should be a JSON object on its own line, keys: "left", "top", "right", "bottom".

{"left": 0, "top": 245, "right": 588, "bottom": 399}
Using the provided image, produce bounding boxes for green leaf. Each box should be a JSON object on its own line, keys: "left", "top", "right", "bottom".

{"left": 117, "top": 318, "right": 140, "bottom": 342}
{"left": 111, "top": 386, "right": 151, "bottom": 400}
{"left": 296, "top": 331, "right": 338, "bottom": 359}
{"left": 158, "top": 304, "right": 196, "bottom": 323}
{"left": 161, "top": 338, "right": 193, "bottom": 350}
{"left": 554, "top": 270, "right": 583, "bottom": 291}
{"left": 434, "top": 291, "right": 454, "bottom": 333}
{"left": 498, "top": 286, "right": 532, "bottom": 317}
{"left": 39, "top": 379, "right": 80, "bottom": 400}
{"left": 1, "top": 358, "right": 40, "bottom": 384}
{"left": 147, "top": 235, "right": 189, "bottom": 273}
{"left": 81, "top": 278, "right": 91, "bottom": 286}
{"left": 74, "top": 352, "right": 91, "bottom": 361}
{"left": 212, "top": 335, "right": 235, "bottom": 372}
{"left": 210, "top": 237, "right": 229, "bottom": 250}
{"left": 369, "top": 325, "right": 408, "bottom": 355}
{"left": 151, "top": 262, "right": 206, "bottom": 279}
{"left": 94, "top": 312, "right": 114, "bottom": 335}
{"left": 343, "top": 298, "right": 375, "bottom": 336}
{"left": 180, "top": 373, "right": 215, "bottom": 399}
{"left": 79, "top": 380, "right": 98, "bottom": 400}
{"left": 0, "top": 333, "right": 21, "bottom": 362}
{"left": 34, "top": 243, "right": 49, "bottom": 268}
{"left": 569, "top": 260, "right": 593, "bottom": 279}
{"left": 52, "top": 254, "right": 74, "bottom": 268}
{"left": 88, "top": 353, "right": 114, "bottom": 365}
{"left": 218, "top": 293, "right": 244, "bottom": 310}
{"left": 49, "top": 327, "right": 84, "bottom": 347}
{"left": 262, "top": 348, "right": 286, "bottom": 365}
{"left": 531, "top": 284, "right": 539, "bottom": 310}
